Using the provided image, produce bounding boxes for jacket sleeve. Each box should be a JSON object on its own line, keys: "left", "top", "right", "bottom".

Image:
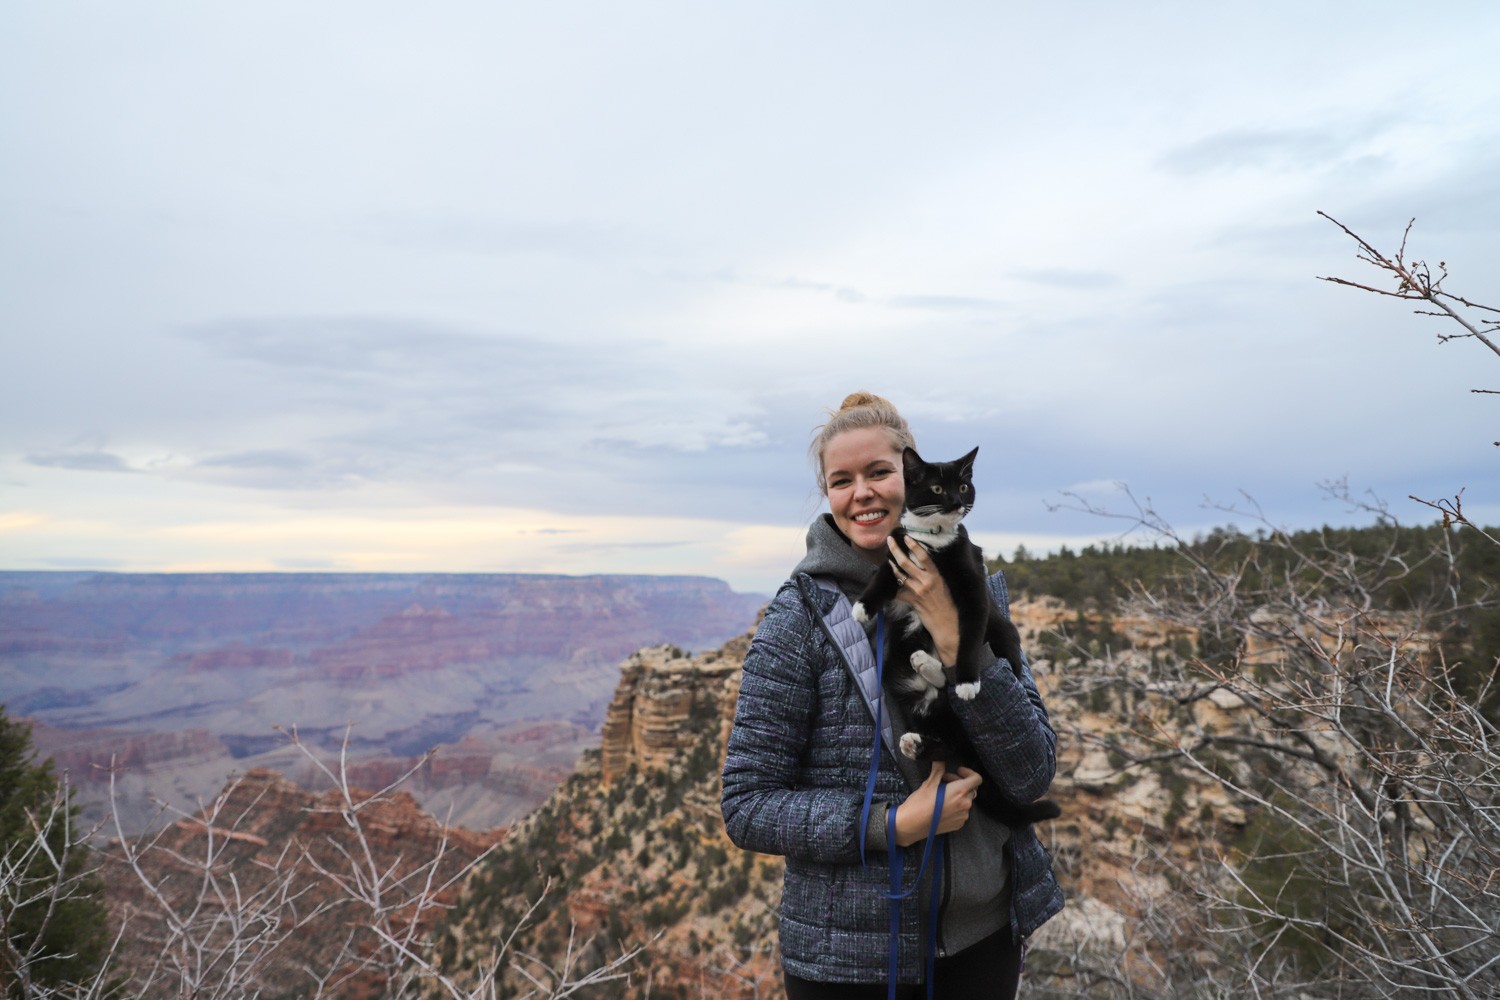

{"left": 951, "top": 570, "right": 1057, "bottom": 805}
{"left": 720, "top": 584, "right": 880, "bottom": 864}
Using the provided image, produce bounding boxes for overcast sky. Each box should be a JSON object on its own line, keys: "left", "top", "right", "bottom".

{"left": 3, "top": 1, "right": 1498, "bottom": 595}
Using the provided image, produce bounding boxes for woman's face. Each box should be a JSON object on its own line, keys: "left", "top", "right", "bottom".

{"left": 822, "top": 427, "right": 905, "bottom": 561}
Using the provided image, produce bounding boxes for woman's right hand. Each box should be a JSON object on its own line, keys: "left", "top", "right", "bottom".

{"left": 893, "top": 762, "right": 981, "bottom": 847}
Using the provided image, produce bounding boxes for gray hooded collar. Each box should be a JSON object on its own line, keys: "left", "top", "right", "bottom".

{"left": 791, "top": 514, "right": 879, "bottom": 602}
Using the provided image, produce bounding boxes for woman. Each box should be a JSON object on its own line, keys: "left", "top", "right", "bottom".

{"left": 721, "top": 392, "right": 1063, "bottom": 999}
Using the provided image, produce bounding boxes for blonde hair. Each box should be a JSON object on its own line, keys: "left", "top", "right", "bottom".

{"left": 810, "top": 391, "right": 916, "bottom": 493}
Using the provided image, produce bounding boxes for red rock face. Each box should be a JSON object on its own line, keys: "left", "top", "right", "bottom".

{"left": 28, "top": 720, "right": 229, "bottom": 772}
{"left": 173, "top": 645, "right": 296, "bottom": 673}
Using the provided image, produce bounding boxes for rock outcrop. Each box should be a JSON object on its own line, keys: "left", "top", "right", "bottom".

{"left": 598, "top": 632, "right": 750, "bottom": 784}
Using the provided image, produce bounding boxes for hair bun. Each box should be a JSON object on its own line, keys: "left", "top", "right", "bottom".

{"left": 838, "top": 391, "right": 888, "bottom": 413}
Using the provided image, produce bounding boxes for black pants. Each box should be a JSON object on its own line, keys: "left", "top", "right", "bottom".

{"left": 782, "top": 926, "right": 1024, "bottom": 1000}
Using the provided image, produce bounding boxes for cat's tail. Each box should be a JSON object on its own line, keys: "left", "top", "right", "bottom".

{"left": 1018, "top": 799, "right": 1062, "bottom": 825}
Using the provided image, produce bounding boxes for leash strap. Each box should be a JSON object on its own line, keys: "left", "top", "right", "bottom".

{"left": 861, "top": 609, "right": 948, "bottom": 998}
{"left": 926, "top": 834, "right": 945, "bottom": 1000}
{"left": 884, "top": 786, "right": 948, "bottom": 998}
{"left": 887, "top": 783, "right": 944, "bottom": 900}
{"left": 858, "top": 612, "right": 886, "bottom": 868}
{"left": 886, "top": 805, "right": 901, "bottom": 1000}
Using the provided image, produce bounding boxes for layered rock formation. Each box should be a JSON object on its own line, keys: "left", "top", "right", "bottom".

{"left": 598, "top": 632, "right": 749, "bottom": 784}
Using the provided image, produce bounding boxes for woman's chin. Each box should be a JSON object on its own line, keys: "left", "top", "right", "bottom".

{"left": 850, "top": 528, "right": 893, "bottom": 559}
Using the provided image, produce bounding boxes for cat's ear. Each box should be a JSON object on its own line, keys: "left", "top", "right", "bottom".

{"left": 902, "top": 447, "right": 924, "bottom": 474}
{"left": 958, "top": 447, "right": 979, "bottom": 476}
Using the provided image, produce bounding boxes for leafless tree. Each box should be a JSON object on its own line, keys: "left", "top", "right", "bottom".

{"left": 1316, "top": 211, "right": 1500, "bottom": 551}
{"left": 1316, "top": 211, "right": 1500, "bottom": 364}
{"left": 1318, "top": 210, "right": 1500, "bottom": 487}
{"left": 1017, "top": 213, "right": 1500, "bottom": 999}
{"left": 1033, "top": 483, "right": 1499, "bottom": 1000}
{"left": 0, "top": 726, "right": 641, "bottom": 999}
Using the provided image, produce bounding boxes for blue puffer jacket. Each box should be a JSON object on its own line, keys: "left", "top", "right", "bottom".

{"left": 721, "top": 532, "right": 1064, "bottom": 984}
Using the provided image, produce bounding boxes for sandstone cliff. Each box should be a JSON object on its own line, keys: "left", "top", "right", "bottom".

{"left": 598, "top": 632, "right": 749, "bottom": 784}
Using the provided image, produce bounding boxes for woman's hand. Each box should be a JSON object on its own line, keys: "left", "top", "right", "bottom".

{"left": 893, "top": 762, "right": 981, "bottom": 847}
{"left": 887, "top": 536, "right": 961, "bottom": 664}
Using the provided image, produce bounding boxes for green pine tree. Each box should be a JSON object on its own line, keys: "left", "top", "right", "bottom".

{"left": 0, "top": 706, "right": 109, "bottom": 996}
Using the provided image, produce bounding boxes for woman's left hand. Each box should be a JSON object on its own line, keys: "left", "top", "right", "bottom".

{"left": 888, "top": 536, "right": 961, "bottom": 665}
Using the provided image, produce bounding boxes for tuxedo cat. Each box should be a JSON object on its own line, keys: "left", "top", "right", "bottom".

{"left": 852, "top": 446, "right": 1060, "bottom": 827}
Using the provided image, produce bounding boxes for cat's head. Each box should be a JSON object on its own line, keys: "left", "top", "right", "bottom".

{"left": 900, "top": 446, "right": 978, "bottom": 525}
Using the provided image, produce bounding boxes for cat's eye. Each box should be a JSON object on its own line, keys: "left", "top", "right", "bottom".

{"left": 930, "top": 485, "right": 942, "bottom": 494}
{"left": 960, "top": 485, "right": 970, "bottom": 493}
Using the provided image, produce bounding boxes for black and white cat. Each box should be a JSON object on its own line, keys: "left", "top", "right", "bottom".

{"left": 852, "top": 446, "right": 1060, "bottom": 827}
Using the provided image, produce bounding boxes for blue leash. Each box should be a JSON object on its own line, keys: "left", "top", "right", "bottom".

{"left": 859, "top": 611, "right": 948, "bottom": 1000}
{"left": 886, "top": 787, "right": 946, "bottom": 1000}
{"left": 857, "top": 612, "right": 886, "bottom": 868}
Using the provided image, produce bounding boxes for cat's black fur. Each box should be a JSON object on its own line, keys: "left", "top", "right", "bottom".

{"left": 852, "top": 446, "right": 1060, "bottom": 828}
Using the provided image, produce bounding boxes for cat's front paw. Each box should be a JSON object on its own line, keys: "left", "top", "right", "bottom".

{"left": 851, "top": 601, "right": 870, "bottom": 624}
{"left": 954, "top": 680, "right": 981, "bottom": 701}
{"left": 899, "top": 732, "right": 925, "bottom": 760}
{"left": 910, "top": 650, "right": 946, "bottom": 688}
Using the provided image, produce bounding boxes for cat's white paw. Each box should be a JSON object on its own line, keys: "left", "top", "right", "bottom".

{"left": 910, "top": 650, "right": 946, "bottom": 688}
{"left": 899, "top": 732, "right": 925, "bottom": 760}
{"left": 955, "top": 681, "right": 981, "bottom": 701}
{"left": 851, "top": 602, "right": 870, "bottom": 624}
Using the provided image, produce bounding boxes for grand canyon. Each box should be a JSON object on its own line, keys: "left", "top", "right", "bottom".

{"left": 0, "top": 571, "right": 766, "bottom": 832}
{"left": 7, "top": 524, "right": 1494, "bottom": 999}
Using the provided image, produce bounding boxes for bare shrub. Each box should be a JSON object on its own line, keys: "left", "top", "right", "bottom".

{"left": 1, "top": 725, "right": 640, "bottom": 999}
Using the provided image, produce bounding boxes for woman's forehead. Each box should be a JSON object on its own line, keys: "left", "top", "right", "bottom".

{"left": 823, "top": 427, "right": 900, "bottom": 472}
